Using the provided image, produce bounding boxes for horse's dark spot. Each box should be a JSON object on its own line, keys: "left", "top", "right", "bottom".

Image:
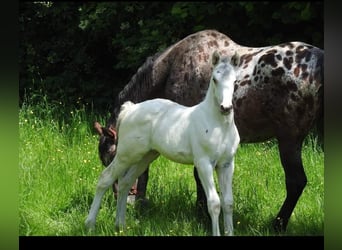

{"left": 243, "top": 54, "right": 253, "bottom": 64}
{"left": 254, "top": 76, "right": 259, "bottom": 82}
{"left": 240, "top": 80, "right": 251, "bottom": 86}
{"left": 301, "top": 72, "right": 309, "bottom": 80}
{"left": 206, "top": 129, "right": 208, "bottom": 133}
{"left": 244, "top": 74, "right": 249, "bottom": 79}
{"left": 198, "top": 45, "right": 204, "bottom": 53}
{"left": 276, "top": 54, "right": 282, "bottom": 60}
{"left": 234, "top": 84, "right": 239, "bottom": 92}
{"left": 286, "top": 50, "right": 294, "bottom": 56}
{"left": 301, "top": 64, "right": 308, "bottom": 72}
{"left": 258, "top": 53, "right": 277, "bottom": 68}
{"left": 295, "top": 47, "right": 308, "bottom": 63}
{"left": 294, "top": 66, "right": 300, "bottom": 77}
{"left": 224, "top": 41, "right": 229, "bottom": 47}
{"left": 266, "top": 49, "right": 278, "bottom": 54}
{"left": 283, "top": 57, "right": 293, "bottom": 70}
{"left": 208, "top": 40, "right": 219, "bottom": 47}
{"left": 271, "top": 67, "right": 285, "bottom": 77}
{"left": 287, "top": 81, "right": 298, "bottom": 91}
{"left": 243, "top": 64, "right": 248, "bottom": 69}
{"left": 261, "top": 63, "right": 265, "bottom": 67}
{"left": 210, "top": 32, "right": 217, "bottom": 38}
{"left": 296, "top": 45, "right": 304, "bottom": 52}
{"left": 264, "top": 76, "right": 269, "bottom": 83}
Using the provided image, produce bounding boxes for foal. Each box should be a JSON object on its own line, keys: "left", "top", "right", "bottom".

{"left": 85, "top": 51, "right": 240, "bottom": 236}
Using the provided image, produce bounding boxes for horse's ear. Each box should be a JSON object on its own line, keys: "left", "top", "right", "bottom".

{"left": 94, "top": 121, "right": 104, "bottom": 136}
{"left": 212, "top": 51, "right": 221, "bottom": 66}
{"left": 231, "top": 52, "right": 240, "bottom": 67}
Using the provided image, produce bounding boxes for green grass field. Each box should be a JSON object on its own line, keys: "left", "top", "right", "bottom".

{"left": 19, "top": 99, "right": 324, "bottom": 236}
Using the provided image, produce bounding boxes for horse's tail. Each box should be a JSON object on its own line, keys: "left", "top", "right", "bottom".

{"left": 116, "top": 101, "right": 135, "bottom": 136}
{"left": 313, "top": 47, "right": 324, "bottom": 149}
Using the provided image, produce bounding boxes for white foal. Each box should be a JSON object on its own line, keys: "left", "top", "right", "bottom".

{"left": 85, "top": 51, "right": 240, "bottom": 236}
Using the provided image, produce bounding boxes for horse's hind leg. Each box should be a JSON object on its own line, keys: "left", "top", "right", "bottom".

{"left": 136, "top": 168, "right": 149, "bottom": 204}
{"left": 194, "top": 167, "right": 210, "bottom": 222}
{"left": 273, "top": 135, "right": 307, "bottom": 233}
{"left": 85, "top": 161, "right": 117, "bottom": 231}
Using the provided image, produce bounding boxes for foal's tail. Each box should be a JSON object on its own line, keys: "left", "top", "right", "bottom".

{"left": 116, "top": 101, "right": 135, "bottom": 136}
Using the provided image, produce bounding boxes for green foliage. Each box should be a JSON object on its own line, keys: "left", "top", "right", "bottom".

{"left": 19, "top": 2, "right": 323, "bottom": 115}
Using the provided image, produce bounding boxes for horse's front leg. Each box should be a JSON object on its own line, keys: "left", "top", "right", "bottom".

{"left": 195, "top": 158, "right": 221, "bottom": 236}
{"left": 217, "top": 159, "right": 235, "bottom": 236}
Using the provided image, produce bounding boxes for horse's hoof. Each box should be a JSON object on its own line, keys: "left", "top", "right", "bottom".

{"left": 272, "top": 217, "right": 287, "bottom": 233}
{"left": 135, "top": 197, "right": 150, "bottom": 208}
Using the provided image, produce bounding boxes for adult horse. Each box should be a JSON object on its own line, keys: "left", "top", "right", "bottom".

{"left": 94, "top": 29, "right": 324, "bottom": 233}
{"left": 86, "top": 52, "right": 240, "bottom": 236}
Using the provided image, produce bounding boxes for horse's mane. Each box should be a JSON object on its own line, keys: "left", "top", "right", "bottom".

{"left": 107, "top": 51, "right": 162, "bottom": 127}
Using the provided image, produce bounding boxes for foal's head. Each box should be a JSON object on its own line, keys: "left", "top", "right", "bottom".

{"left": 210, "top": 51, "right": 239, "bottom": 115}
{"left": 94, "top": 121, "right": 117, "bottom": 166}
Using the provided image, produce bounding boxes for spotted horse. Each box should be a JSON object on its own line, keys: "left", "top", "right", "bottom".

{"left": 94, "top": 29, "right": 324, "bottom": 233}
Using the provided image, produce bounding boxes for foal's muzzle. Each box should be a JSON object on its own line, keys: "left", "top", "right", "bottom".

{"left": 220, "top": 105, "right": 233, "bottom": 115}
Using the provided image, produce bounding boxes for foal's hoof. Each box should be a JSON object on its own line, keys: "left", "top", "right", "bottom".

{"left": 85, "top": 219, "right": 96, "bottom": 232}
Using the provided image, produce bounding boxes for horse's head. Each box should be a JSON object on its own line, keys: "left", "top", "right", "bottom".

{"left": 210, "top": 51, "right": 239, "bottom": 115}
{"left": 94, "top": 121, "right": 117, "bottom": 166}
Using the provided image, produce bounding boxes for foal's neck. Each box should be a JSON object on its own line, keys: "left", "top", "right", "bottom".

{"left": 199, "top": 82, "right": 233, "bottom": 124}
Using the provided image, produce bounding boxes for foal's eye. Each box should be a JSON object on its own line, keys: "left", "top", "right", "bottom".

{"left": 213, "top": 78, "right": 218, "bottom": 84}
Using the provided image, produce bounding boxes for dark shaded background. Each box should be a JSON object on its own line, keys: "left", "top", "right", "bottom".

{"left": 19, "top": 2, "right": 323, "bottom": 116}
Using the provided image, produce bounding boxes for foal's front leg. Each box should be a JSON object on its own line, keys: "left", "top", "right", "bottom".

{"left": 195, "top": 158, "right": 221, "bottom": 236}
{"left": 217, "top": 159, "right": 235, "bottom": 236}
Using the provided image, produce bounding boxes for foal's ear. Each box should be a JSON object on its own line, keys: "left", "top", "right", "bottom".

{"left": 108, "top": 126, "right": 118, "bottom": 141}
{"left": 212, "top": 51, "right": 221, "bottom": 66}
{"left": 230, "top": 52, "right": 240, "bottom": 67}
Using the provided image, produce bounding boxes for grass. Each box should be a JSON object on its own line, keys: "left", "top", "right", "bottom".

{"left": 19, "top": 98, "right": 324, "bottom": 236}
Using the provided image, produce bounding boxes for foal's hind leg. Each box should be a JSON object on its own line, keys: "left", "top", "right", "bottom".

{"left": 115, "top": 151, "right": 159, "bottom": 231}
{"left": 273, "top": 135, "right": 307, "bottom": 233}
{"left": 85, "top": 161, "right": 117, "bottom": 231}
